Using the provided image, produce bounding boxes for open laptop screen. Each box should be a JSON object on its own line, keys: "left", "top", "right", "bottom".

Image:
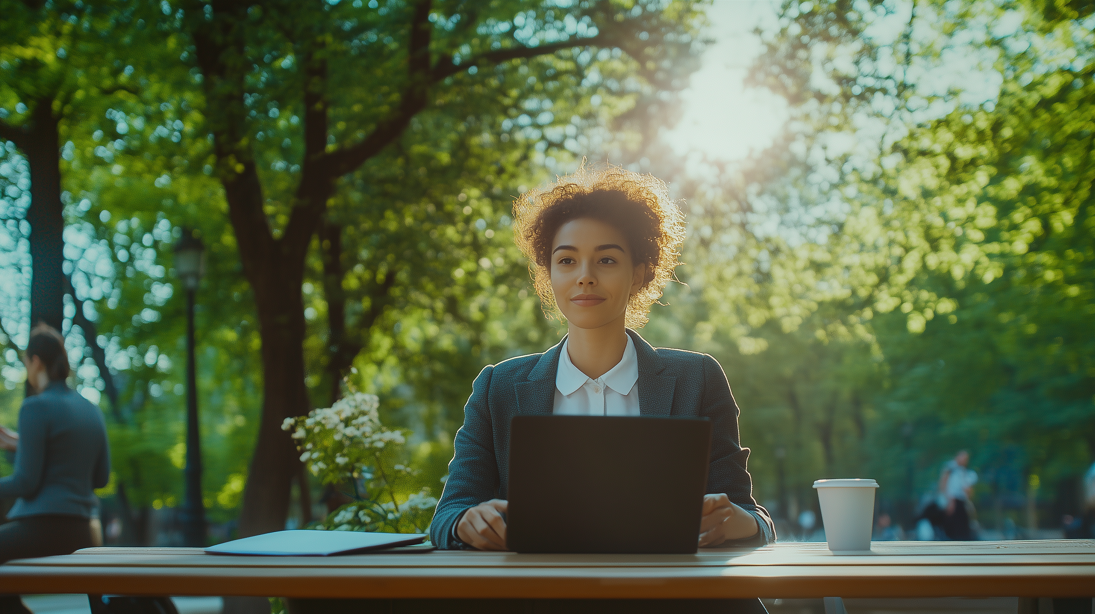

{"left": 506, "top": 415, "right": 712, "bottom": 554}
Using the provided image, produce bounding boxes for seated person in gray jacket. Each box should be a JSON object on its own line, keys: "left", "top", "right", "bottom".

{"left": 430, "top": 166, "right": 775, "bottom": 554}
{"left": 0, "top": 323, "right": 110, "bottom": 614}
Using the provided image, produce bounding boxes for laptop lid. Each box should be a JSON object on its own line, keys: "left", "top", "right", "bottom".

{"left": 506, "top": 415, "right": 712, "bottom": 554}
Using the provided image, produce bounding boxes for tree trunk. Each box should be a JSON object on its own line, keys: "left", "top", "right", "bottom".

{"left": 189, "top": 0, "right": 596, "bottom": 537}
{"left": 237, "top": 275, "right": 310, "bottom": 536}
{"left": 319, "top": 220, "right": 354, "bottom": 406}
{"left": 22, "top": 98, "right": 65, "bottom": 334}
{"left": 231, "top": 192, "right": 315, "bottom": 536}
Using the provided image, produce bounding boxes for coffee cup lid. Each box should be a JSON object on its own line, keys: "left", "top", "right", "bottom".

{"left": 813, "top": 478, "right": 879, "bottom": 488}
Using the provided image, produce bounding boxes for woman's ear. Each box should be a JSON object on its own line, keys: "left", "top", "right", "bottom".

{"left": 631, "top": 263, "right": 648, "bottom": 295}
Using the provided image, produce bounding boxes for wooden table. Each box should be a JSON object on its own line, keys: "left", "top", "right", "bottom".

{"left": 1, "top": 540, "right": 1093, "bottom": 600}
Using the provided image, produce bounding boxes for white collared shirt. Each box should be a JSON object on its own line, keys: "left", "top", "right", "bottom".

{"left": 553, "top": 335, "right": 640, "bottom": 416}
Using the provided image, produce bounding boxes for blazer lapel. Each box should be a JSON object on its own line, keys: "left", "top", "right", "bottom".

{"left": 631, "top": 330, "right": 676, "bottom": 417}
{"left": 514, "top": 337, "right": 564, "bottom": 416}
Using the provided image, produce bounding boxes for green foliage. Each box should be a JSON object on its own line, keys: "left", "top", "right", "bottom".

{"left": 652, "top": 0, "right": 1095, "bottom": 526}
{"left": 6, "top": 0, "right": 1089, "bottom": 540}
{"left": 282, "top": 391, "right": 437, "bottom": 534}
{"left": 0, "top": 0, "right": 705, "bottom": 539}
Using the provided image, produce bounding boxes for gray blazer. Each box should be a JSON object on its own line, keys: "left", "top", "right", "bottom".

{"left": 430, "top": 330, "right": 775, "bottom": 549}
{"left": 0, "top": 382, "right": 110, "bottom": 519}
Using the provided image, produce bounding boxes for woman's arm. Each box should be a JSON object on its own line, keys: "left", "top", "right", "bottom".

{"left": 698, "top": 354, "right": 775, "bottom": 547}
{"left": 430, "top": 365, "right": 503, "bottom": 549}
{"left": 0, "top": 425, "right": 17, "bottom": 451}
{"left": 0, "top": 401, "right": 47, "bottom": 499}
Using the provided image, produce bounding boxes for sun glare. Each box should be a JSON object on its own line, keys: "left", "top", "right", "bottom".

{"left": 665, "top": 0, "right": 788, "bottom": 163}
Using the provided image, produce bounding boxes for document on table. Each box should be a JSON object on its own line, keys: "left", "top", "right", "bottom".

{"left": 205, "top": 530, "right": 430, "bottom": 556}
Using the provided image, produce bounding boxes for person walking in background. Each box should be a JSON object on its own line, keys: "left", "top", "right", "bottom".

{"left": 0, "top": 324, "right": 111, "bottom": 614}
{"left": 938, "top": 450, "right": 978, "bottom": 540}
{"left": 1064, "top": 461, "right": 1095, "bottom": 539}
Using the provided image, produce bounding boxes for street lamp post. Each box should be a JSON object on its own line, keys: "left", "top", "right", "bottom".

{"left": 775, "top": 445, "right": 788, "bottom": 522}
{"left": 174, "top": 229, "right": 206, "bottom": 547}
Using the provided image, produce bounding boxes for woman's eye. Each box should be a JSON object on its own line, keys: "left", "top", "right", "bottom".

{"left": 557, "top": 257, "right": 575, "bottom": 265}
{"left": 599, "top": 257, "right": 616, "bottom": 264}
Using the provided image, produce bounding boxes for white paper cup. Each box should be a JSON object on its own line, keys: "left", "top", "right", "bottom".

{"left": 813, "top": 478, "right": 878, "bottom": 553}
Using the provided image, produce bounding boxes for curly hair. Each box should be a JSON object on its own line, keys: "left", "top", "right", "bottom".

{"left": 512, "top": 165, "right": 686, "bottom": 328}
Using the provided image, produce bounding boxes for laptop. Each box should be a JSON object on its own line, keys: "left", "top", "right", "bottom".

{"left": 506, "top": 415, "right": 712, "bottom": 554}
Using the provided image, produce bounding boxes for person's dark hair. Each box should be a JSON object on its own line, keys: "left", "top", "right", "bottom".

{"left": 513, "top": 165, "right": 685, "bottom": 328}
{"left": 26, "top": 323, "right": 70, "bottom": 382}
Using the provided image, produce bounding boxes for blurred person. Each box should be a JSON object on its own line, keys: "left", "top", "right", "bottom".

{"left": 917, "top": 451, "right": 978, "bottom": 540}
{"left": 1064, "top": 461, "right": 1095, "bottom": 539}
{"left": 874, "top": 513, "right": 904, "bottom": 541}
{"left": 798, "top": 509, "right": 816, "bottom": 541}
{"left": 0, "top": 324, "right": 110, "bottom": 614}
{"left": 937, "top": 451, "right": 978, "bottom": 540}
{"left": 429, "top": 166, "right": 772, "bottom": 613}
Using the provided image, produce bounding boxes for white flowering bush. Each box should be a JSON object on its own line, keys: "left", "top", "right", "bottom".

{"left": 281, "top": 392, "right": 437, "bottom": 534}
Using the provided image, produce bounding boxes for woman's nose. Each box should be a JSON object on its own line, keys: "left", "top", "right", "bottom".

{"left": 577, "top": 265, "right": 595, "bottom": 286}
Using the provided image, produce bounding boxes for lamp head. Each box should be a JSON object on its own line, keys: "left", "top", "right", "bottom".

{"left": 174, "top": 228, "right": 205, "bottom": 291}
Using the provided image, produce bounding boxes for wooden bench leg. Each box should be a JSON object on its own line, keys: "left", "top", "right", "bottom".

{"left": 1051, "top": 598, "right": 1095, "bottom": 614}
{"left": 88, "top": 595, "right": 179, "bottom": 614}
{"left": 1019, "top": 598, "right": 1095, "bottom": 614}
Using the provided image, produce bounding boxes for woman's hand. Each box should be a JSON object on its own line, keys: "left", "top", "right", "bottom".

{"left": 698, "top": 493, "right": 759, "bottom": 547}
{"left": 0, "top": 426, "right": 17, "bottom": 452}
{"left": 456, "top": 499, "right": 509, "bottom": 551}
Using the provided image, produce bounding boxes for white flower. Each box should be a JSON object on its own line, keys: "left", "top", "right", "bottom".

{"left": 300, "top": 452, "right": 311, "bottom": 462}
{"left": 400, "top": 490, "right": 439, "bottom": 512}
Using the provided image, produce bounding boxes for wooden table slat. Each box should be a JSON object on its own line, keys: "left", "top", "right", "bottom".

{"left": 10, "top": 551, "right": 1095, "bottom": 569}
{"left": 2, "top": 540, "right": 1092, "bottom": 599}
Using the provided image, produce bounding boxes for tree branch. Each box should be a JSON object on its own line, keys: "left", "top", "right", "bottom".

{"left": 0, "top": 311, "right": 17, "bottom": 356}
{"left": 323, "top": 0, "right": 434, "bottom": 178}
{"left": 189, "top": 3, "right": 277, "bottom": 288}
{"left": 283, "top": 37, "right": 333, "bottom": 259}
{"left": 327, "top": 32, "right": 607, "bottom": 180}
{"left": 0, "top": 117, "right": 30, "bottom": 150}
{"left": 409, "top": 0, "right": 433, "bottom": 82}
{"left": 63, "top": 272, "right": 123, "bottom": 421}
{"left": 431, "top": 34, "right": 607, "bottom": 83}
{"left": 99, "top": 84, "right": 141, "bottom": 97}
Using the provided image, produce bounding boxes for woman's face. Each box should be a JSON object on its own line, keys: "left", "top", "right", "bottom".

{"left": 549, "top": 218, "right": 645, "bottom": 331}
{"left": 23, "top": 354, "right": 46, "bottom": 393}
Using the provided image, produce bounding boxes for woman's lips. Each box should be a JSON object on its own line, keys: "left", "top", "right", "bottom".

{"left": 570, "top": 295, "right": 605, "bottom": 307}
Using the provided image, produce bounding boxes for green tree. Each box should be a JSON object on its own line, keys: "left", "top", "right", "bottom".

{"left": 153, "top": 0, "right": 706, "bottom": 535}
{"left": 682, "top": 0, "right": 1095, "bottom": 525}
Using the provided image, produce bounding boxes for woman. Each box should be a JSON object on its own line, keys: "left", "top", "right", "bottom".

{"left": 0, "top": 324, "right": 110, "bottom": 614}
{"left": 429, "top": 166, "right": 774, "bottom": 612}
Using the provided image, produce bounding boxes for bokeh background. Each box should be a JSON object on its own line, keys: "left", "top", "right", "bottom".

{"left": 1, "top": 0, "right": 1092, "bottom": 546}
